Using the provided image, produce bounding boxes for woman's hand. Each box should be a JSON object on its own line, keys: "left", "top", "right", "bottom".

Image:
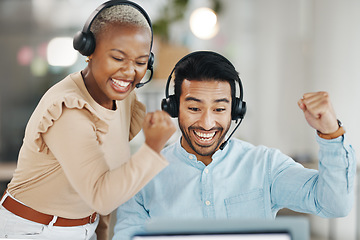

{"left": 143, "top": 110, "right": 176, "bottom": 153}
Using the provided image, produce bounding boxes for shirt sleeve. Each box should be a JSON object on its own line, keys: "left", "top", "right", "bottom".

{"left": 42, "top": 107, "right": 168, "bottom": 215}
{"left": 113, "top": 193, "right": 149, "bottom": 240}
{"left": 270, "top": 134, "right": 356, "bottom": 217}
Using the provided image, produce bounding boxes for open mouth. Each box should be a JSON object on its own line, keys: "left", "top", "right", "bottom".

{"left": 111, "top": 78, "right": 131, "bottom": 87}
{"left": 111, "top": 78, "right": 132, "bottom": 92}
{"left": 193, "top": 130, "right": 216, "bottom": 145}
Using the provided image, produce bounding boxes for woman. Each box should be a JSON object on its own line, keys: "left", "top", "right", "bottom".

{"left": 0, "top": 1, "right": 175, "bottom": 239}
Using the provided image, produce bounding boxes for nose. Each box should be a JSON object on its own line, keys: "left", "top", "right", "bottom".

{"left": 199, "top": 109, "right": 216, "bottom": 130}
{"left": 120, "top": 59, "right": 136, "bottom": 77}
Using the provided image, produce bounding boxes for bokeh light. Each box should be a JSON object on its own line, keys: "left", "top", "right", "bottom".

{"left": 17, "top": 46, "right": 34, "bottom": 66}
{"left": 190, "top": 7, "right": 219, "bottom": 40}
{"left": 47, "top": 37, "right": 78, "bottom": 67}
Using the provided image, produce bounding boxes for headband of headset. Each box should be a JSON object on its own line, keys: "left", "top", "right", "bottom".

{"left": 73, "top": 0, "right": 154, "bottom": 59}
{"left": 161, "top": 51, "right": 246, "bottom": 120}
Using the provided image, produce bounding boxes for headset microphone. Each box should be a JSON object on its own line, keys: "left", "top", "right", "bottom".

{"left": 219, "top": 118, "right": 243, "bottom": 150}
{"left": 135, "top": 83, "right": 145, "bottom": 88}
{"left": 136, "top": 67, "right": 154, "bottom": 88}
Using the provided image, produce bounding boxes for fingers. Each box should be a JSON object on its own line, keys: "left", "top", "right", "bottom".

{"left": 299, "top": 91, "right": 331, "bottom": 119}
{"left": 297, "top": 99, "right": 306, "bottom": 111}
{"left": 143, "top": 110, "right": 176, "bottom": 153}
{"left": 144, "top": 112, "right": 153, "bottom": 126}
{"left": 298, "top": 91, "right": 338, "bottom": 133}
{"left": 144, "top": 110, "right": 172, "bottom": 127}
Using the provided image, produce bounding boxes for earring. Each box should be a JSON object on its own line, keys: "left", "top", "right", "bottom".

{"left": 85, "top": 57, "right": 91, "bottom": 63}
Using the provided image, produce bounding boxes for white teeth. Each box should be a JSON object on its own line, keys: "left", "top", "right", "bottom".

{"left": 194, "top": 131, "right": 215, "bottom": 140}
{"left": 112, "top": 78, "right": 131, "bottom": 88}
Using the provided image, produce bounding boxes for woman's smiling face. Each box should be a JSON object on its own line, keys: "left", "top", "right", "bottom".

{"left": 85, "top": 23, "right": 151, "bottom": 109}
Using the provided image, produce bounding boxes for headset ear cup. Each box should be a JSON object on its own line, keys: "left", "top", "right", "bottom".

{"left": 161, "top": 95, "right": 178, "bottom": 118}
{"left": 148, "top": 52, "right": 154, "bottom": 70}
{"left": 239, "top": 100, "right": 247, "bottom": 119}
{"left": 73, "top": 31, "right": 96, "bottom": 56}
{"left": 73, "top": 31, "right": 85, "bottom": 53}
{"left": 232, "top": 98, "right": 247, "bottom": 120}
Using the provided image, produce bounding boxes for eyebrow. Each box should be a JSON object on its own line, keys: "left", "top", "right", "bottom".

{"left": 184, "top": 97, "right": 230, "bottom": 103}
{"left": 110, "top": 49, "right": 149, "bottom": 59}
{"left": 215, "top": 98, "right": 230, "bottom": 103}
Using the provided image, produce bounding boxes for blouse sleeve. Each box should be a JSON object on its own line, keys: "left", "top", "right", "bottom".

{"left": 42, "top": 105, "right": 168, "bottom": 215}
{"left": 129, "top": 93, "right": 146, "bottom": 141}
{"left": 34, "top": 96, "right": 108, "bottom": 153}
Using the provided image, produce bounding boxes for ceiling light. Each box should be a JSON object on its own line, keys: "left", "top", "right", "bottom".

{"left": 190, "top": 7, "right": 219, "bottom": 40}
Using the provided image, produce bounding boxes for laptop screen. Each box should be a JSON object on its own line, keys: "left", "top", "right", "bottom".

{"left": 131, "top": 217, "right": 309, "bottom": 240}
{"left": 133, "top": 232, "right": 292, "bottom": 240}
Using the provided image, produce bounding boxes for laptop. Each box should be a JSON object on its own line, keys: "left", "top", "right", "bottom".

{"left": 132, "top": 216, "right": 309, "bottom": 240}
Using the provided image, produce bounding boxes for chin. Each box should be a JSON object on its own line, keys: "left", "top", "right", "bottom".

{"left": 193, "top": 143, "right": 219, "bottom": 157}
{"left": 114, "top": 90, "right": 133, "bottom": 101}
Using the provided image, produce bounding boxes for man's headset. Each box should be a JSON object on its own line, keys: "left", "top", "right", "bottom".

{"left": 161, "top": 51, "right": 247, "bottom": 150}
{"left": 73, "top": 0, "right": 154, "bottom": 88}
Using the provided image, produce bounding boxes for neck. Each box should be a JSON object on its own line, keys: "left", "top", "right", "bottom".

{"left": 180, "top": 137, "right": 214, "bottom": 166}
{"left": 81, "top": 68, "right": 114, "bottom": 110}
{"left": 198, "top": 156, "right": 213, "bottom": 166}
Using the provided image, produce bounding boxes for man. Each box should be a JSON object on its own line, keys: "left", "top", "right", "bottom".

{"left": 112, "top": 51, "right": 356, "bottom": 240}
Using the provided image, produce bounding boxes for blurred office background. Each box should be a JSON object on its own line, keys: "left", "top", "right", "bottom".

{"left": 0, "top": 0, "right": 359, "bottom": 239}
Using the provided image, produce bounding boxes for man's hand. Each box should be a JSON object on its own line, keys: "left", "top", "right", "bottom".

{"left": 143, "top": 110, "right": 176, "bottom": 154}
{"left": 298, "top": 91, "right": 339, "bottom": 134}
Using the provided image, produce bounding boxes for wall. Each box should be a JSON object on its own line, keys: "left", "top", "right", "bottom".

{"left": 0, "top": 0, "right": 359, "bottom": 239}
{"left": 199, "top": 0, "right": 360, "bottom": 239}
{"left": 144, "top": 1, "right": 360, "bottom": 238}
{"left": 186, "top": 0, "right": 360, "bottom": 161}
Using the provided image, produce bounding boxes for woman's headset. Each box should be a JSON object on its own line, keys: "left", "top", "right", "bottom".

{"left": 73, "top": 0, "right": 154, "bottom": 87}
{"left": 161, "top": 51, "right": 247, "bottom": 120}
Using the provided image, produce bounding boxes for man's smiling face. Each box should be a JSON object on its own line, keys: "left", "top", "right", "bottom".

{"left": 178, "top": 79, "right": 232, "bottom": 164}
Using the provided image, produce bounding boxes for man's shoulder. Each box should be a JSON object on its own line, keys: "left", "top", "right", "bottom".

{"left": 161, "top": 141, "right": 179, "bottom": 156}
{"left": 229, "top": 138, "right": 255, "bottom": 150}
{"left": 228, "top": 138, "right": 277, "bottom": 156}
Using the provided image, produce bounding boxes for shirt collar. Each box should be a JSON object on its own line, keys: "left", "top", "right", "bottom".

{"left": 174, "top": 137, "right": 231, "bottom": 168}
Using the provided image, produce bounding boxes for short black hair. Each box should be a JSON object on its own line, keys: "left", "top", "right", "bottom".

{"left": 173, "top": 51, "right": 239, "bottom": 108}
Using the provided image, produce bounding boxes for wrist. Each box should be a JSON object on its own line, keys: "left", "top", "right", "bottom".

{"left": 145, "top": 140, "right": 162, "bottom": 154}
{"left": 317, "top": 119, "right": 345, "bottom": 139}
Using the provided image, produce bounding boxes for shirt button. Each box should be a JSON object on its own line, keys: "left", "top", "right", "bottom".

{"left": 204, "top": 169, "right": 209, "bottom": 174}
{"left": 189, "top": 155, "right": 194, "bottom": 160}
{"left": 205, "top": 200, "right": 211, "bottom": 206}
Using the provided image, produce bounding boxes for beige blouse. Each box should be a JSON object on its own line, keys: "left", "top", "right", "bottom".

{"left": 7, "top": 72, "right": 168, "bottom": 236}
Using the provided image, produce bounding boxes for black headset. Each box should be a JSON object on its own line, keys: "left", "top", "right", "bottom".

{"left": 73, "top": 0, "right": 154, "bottom": 88}
{"left": 161, "top": 51, "right": 246, "bottom": 120}
{"left": 161, "top": 51, "right": 247, "bottom": 150}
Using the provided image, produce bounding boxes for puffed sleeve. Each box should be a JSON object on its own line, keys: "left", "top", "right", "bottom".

{"left": 42, "top": 105, "right": 168, "bottom": 215}
{"left": 129, "top": 93, "right": 146, "bottom": 141}
{"left": 33, "top": 95, "right": 108, "bottom": 154}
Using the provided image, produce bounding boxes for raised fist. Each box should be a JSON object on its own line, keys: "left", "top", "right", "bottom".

{"left": 143, "top": 110, "right": 176, "bottom": 153}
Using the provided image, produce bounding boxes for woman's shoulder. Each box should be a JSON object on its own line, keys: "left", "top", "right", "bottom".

{"left": 41, "top": 72, "right": 85, "bottom": 101}
{"left": 26, "top": 72, "right": 108, "bottom": 152}
{"left": 35, "top": 72, "right": 101, "bottom": 115}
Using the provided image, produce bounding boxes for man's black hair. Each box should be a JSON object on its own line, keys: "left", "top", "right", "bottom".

{"left": 173, "top": 52, "right": 238, "bottom": 107}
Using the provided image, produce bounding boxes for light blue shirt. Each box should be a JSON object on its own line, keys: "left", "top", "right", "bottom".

{"left": 113, "top": 135, "right": 356, "bottom": 240}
